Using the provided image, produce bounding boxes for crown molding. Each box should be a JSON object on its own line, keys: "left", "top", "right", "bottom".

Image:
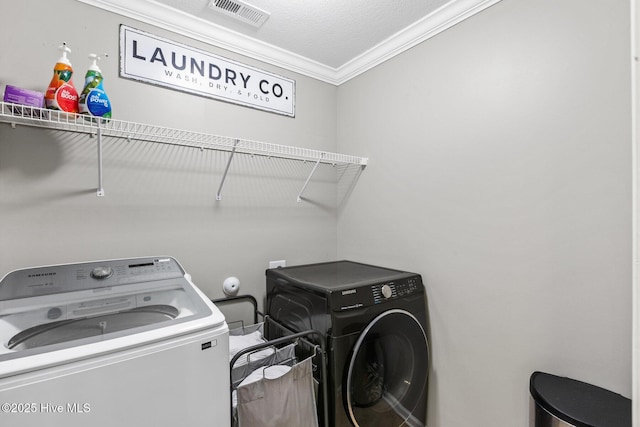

{"left": 335, "top": 0, "right": 503, "bottom": 84}
{"left": 76, "top": 0, "right": 502, "bottom": 86}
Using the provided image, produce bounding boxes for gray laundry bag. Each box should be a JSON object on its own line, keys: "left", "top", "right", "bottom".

{"left": 236, "top": 356, "right": 319, "bottom": 427}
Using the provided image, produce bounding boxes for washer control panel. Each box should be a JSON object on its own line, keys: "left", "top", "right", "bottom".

{"left": 0, "top": 257, "right": 185, "bottom": 301}
{"left": 372, "top": 276, "right": 421, "bottom": 304}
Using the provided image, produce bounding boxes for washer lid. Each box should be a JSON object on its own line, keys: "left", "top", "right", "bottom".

{"left": 8, "top": 305, "right": 180, "bottom": 351}
{"left": 529, "top": 371, "right": 631, "bottom": 427}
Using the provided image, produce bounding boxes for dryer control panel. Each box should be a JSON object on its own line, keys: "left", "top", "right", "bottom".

{"left": 332, "top": 275, "right": 423, "bottom": 311}
{"left": 371, "top": 276, "right": 421, "bottom": 304}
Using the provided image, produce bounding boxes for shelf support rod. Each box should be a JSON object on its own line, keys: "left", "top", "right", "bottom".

{"left": 216, "top": 139, "right": 239, "bottom": 201}
{"left": 297, "top": 153, "right": 324, "bottom": 202}
{"left": 96, "top": 119, "right": 105, "bottom": 197}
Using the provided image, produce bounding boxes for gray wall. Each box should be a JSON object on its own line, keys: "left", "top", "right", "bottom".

{"left": 0, "top": 0, "right": 343, "bottom": 303}
{"left": 0, "top": 0, "right": 633, "bottom": 426}
{"left": 337, "top": 0, "right": 632, "bottom": 426}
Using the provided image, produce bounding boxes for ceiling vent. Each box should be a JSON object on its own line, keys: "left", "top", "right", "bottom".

{"left": 208, "top": 0, "right": 270, "bottom": 28}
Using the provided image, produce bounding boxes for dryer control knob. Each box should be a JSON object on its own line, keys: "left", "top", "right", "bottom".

{"left": 381, "top": 284, "right": 393, "bottom": 299}
{"left": 91, "top": 266, "right": 113, "bottom": 280}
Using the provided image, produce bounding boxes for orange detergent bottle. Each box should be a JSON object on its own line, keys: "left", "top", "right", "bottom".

{"left": 45, "top": 43, "right": 79, "bottom": 113}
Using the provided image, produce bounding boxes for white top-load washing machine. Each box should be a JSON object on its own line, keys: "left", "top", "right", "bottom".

{"left": 0, "top": 256, "right": 229, "bottom": 427}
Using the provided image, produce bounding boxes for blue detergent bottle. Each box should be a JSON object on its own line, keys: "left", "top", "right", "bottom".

{"left": 78, "top": 53, "right": 111, "bottom": 118}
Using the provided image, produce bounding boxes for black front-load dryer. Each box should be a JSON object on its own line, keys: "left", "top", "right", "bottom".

{"left": 266, "top": 260, "right": 429, "bottom": 427}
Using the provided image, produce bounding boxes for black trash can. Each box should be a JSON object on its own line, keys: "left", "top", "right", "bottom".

{"left": 529, "top": 371, "right": 631, "bottom": 427}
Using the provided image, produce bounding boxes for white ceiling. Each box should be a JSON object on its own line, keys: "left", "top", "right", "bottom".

{"left": 77, "top": 0, "right": 502, "bottom": 85}
{"left": 155, "top": 0, "right": 454, "bottom": 68}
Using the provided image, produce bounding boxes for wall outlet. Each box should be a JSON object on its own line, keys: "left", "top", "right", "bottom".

{"left": 269, "top": 260, "right": 286, "bottom": 269}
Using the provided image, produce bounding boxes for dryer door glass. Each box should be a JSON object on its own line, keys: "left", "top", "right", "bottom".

{"left": 346, "top": 309, "right": 428, "bottom": 427}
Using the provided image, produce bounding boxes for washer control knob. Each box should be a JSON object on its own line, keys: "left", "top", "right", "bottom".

{"left": 91, "top": 266, "right": 113, "bottom": 280}
{"left": 47, "top": 307, "right": 63, "bottom": 320}
{"left": 381, "top": 284, "right": 393, "bottom": 299}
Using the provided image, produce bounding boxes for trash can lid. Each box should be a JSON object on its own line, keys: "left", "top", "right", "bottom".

{"left": 529, "top": 371, "right": 631, "bottom": 427}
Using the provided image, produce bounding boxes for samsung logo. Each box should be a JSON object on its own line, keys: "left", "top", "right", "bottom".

{"left": 28, "top": 272, "right": 56, "bottom": 278}
{"left": 342, "top": 289, "right": 357, "bottom": 296}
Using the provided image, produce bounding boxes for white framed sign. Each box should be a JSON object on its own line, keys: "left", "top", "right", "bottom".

{"left": 119, "top": 25, "right": 295, "bottom": 117}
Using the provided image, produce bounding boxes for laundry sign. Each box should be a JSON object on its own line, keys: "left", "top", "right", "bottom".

{"left": 119, "top": 25, "right": 295, "bottom": 116}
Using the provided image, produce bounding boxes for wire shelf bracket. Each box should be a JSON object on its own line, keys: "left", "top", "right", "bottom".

{"left": 297, "top": 154, "right": 324, "bottom": 202}
{"left": 96, "top": 120, "right": 105, "bottom": 196}
{"left": 216, "top": 139, "right": 239, "bottom": 201}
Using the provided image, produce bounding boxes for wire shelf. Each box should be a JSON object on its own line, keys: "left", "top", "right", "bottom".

{"left": 0, "top": 102, "right": 368, "bottom": 166}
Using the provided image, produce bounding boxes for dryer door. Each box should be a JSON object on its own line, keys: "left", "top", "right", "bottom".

{"left": 345, "top": 309, "right": 428, "bottom": 427}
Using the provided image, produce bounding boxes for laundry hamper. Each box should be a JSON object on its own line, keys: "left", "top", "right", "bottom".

{"left": 212, "top": 295, "right": 329, "bottom": 427}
